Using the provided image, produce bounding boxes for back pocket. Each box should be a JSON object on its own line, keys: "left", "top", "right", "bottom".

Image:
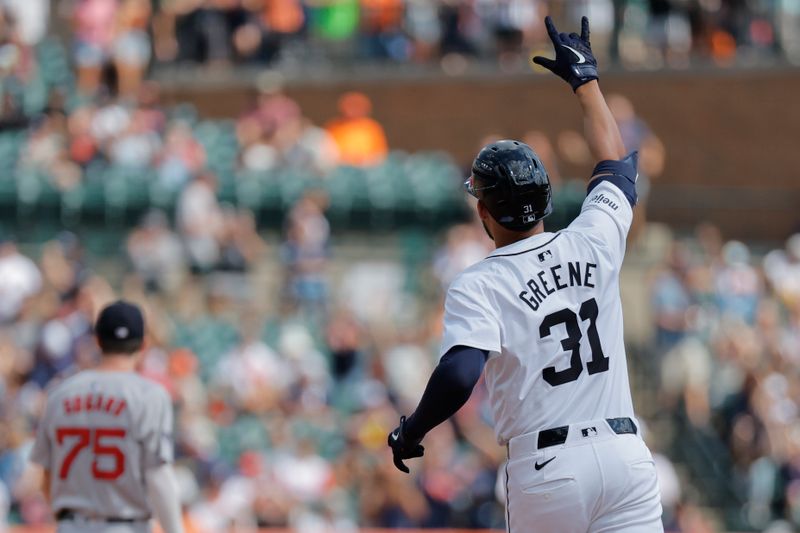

{"left": 625, "top": 458, "right": 659, "bottom": 500}
{"left": 522, "top": 477, "right": 576, "bottom": 495}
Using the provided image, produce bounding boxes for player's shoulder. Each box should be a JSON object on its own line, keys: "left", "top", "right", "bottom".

{"left": 125, "top": 373, "right": 171, "bottom": 399}
{"left": 43, "top": 369, "right": 92, "bottom": 399}
{"left": 448, "top": 260, "right": 495, "bottom": 295}
{"left": 116, "top": 374, "right": 172, "bottom": 414}
{"left": 446, "top": 248, "right": 519, "bottom": 302}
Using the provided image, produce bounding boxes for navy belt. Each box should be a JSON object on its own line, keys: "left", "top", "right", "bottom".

{"left": 537, "top": 417, "right": 637, "bottom": 449}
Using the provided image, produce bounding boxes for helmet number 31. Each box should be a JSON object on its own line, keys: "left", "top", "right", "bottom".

{"left": 522, "top": 204, "right": 535, "bottom": 223}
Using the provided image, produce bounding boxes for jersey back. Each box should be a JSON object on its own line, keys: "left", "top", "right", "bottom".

{"left": 440, "top": 180, "right": 635, "bottom": 444}
{"left": 31, "top": 370, "right": 173, "bottom": 518}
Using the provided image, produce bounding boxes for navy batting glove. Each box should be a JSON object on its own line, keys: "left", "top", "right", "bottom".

{"left": 388, "top": 416, "right": 424, "bottom": 474}
{"left": 533, "top": 16, "right": 598, "bottom": 92}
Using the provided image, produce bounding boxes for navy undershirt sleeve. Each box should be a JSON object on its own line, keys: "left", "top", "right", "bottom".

{"left": 403, "top": 345, "right": 489, "bottom": 442}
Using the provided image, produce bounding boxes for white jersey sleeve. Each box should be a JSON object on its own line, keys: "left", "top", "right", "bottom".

{"left": 440, "top": 271, "right": 502, "bottom": 357}
{"left": 137, "top": 386, "right": 174, "bottom": 469}
{"left": 565, "top": 179, "right": 634, "bottom": 269}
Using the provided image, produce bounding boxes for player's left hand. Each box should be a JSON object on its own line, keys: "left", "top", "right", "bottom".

{"left": 388, "top": 416, "right": 424, "bottom": 474}
{"left": 533, "top": 16, "right": 598, "bottom": 92}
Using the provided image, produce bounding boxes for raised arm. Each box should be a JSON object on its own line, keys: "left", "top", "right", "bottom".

{"left": 533, "top": 16, "right": 626, "bottom": 169}
{"left": 577, "top": 82, "right": 625, "bottom": 163}
{"left": 534, "top": 14, "right": 638, "bottom": 243}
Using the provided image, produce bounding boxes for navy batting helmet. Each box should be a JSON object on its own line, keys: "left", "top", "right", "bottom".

{"left": 465, "top": 140, "right": 553, "bottom": 231}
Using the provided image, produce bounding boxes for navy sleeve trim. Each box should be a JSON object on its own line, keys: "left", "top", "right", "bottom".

{"left": 587, "top": 151, "right": 639, "bottom": 207}
{"left": 402, "top": 345, "right": 488, "bottom": 441}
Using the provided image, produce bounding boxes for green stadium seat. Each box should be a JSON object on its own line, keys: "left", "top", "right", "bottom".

{"left": 167, "top": 104, "right": 199, "bottom": 126}
{"left": 0, "top": 133, "right": 24, "bottom": 169}
{"left": 15, "top": 169, "right": 60, "bottom": 221}
{"left": 172, "top": 318, "right": 238, "bottom": 383}
{"left": 22, "top": 76, "right": 48, "bottom": 116}
{"left": 235, "top": 172, "right": 264, "bottom": 211}
{"left": 216, "top": 416, "right": 269, "bottom": 464}
{"left": 325, "top": 166, "right": 362, "bottom": 212}
{"left": 149, "top": 179, "right": 180, "bottom": 210}
{"left": 60, "top": 184, "right": 85, "bottom": 223}
{"left": 278, "top": 170, "right": 314, "bottom": 208}
{"left": 0, "top": 173, "right": 16, "bottom": 213}
{"left": 80, "top": 179, "right": 107, "bottom": 219}
{"left": 103, "top": 167, "right": 152, "bottom": 223}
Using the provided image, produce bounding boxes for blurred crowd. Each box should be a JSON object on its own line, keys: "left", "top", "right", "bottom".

{"left": 2, "top": 0, "right": 798, "bottom": 114}
{"left": 0, "top": 62, "right": 680, "bottom": 529}
{"left": 6, "top": 81, "right": 389, "bottom": 194}
{"left": 70, "top": 0, "right": 800, "bottom": 81}
{"left": 9, "top": 190, "right": 800, "bottom": 532}
{"left": 651, "top": 226, "right": 800, "bottom": 532}
{"left": 0, "top": 194, "right": 511, "bottom": 531}
{"left": 3, "top": 0, "right": 394, "bottom": 183}
{"left": 5, "top": 0, "right": 800, "bottom": 528}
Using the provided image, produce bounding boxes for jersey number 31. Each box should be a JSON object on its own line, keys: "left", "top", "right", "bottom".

{"left": 539, "top": 298, "right": 609, "bottom": 386}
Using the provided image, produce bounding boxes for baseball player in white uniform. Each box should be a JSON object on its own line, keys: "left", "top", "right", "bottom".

{"left": 388, "top": 16, "right": 663, "bottom": 533}
{"left": 30, "top": 301, "right": 185, "bottom": 533}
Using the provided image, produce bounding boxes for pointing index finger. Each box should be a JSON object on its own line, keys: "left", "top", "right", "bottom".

{"left": 581, "top": 16, "right": 590, "bottom": 42}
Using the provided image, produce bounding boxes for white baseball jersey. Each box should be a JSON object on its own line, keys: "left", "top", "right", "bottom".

{"left": 31, "top": 370, "right": 174, "bottom": 520}
{"left": 441, "top": 180, "right": 635, "bottom": 444}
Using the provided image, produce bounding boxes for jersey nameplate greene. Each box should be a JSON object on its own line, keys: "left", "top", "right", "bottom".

{"left": 519, "top": 261, "right": 597, "bottom": 312}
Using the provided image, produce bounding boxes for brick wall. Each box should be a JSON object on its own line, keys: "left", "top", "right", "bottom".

{"left": 162, "top": 69, "right": 800, "bottom": 240}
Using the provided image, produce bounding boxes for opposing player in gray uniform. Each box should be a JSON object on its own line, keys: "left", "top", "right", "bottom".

{"left": 31, "top": 301, "right": 184, "bottom": 533}
{"left": 388, "top": 16, "right": 662, "bottom": 532}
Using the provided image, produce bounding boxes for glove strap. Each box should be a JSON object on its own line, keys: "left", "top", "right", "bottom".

{"left": 570, "top": 64, "right": 599, "bottom": 91}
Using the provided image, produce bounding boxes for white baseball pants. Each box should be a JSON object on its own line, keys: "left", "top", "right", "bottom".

{"left": 503, "top": 418, "right": 663, "bottom": 533}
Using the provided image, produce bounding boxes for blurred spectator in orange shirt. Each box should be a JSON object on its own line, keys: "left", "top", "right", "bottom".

{"left": 263, "top": 0, "right": 304, "bottom": 35}
{"left": 361, "top": 0, "right": 403, "bottom": 32}
{"left": 325, "top": 91, "right": 388, "bottom": 167}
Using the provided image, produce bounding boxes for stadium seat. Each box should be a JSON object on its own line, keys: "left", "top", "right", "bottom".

{"left": 14, "top": 169, "right": 60, "bottom": 221}
{"left": 0, "top": 133, "right": 24, "bottom": 169}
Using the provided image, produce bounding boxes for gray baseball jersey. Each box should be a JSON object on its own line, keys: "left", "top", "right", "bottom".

{"left": 31, "top": 370, "right": 174, "bottom": 520}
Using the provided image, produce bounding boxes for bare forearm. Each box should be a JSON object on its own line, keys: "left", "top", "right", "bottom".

{"left": 577, "top": 81, "right": 625, "bottom": 164}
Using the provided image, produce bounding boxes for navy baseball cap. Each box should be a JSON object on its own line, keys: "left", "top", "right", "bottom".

{"left": 95, "top": 300, "right": 145, "bottom": 350}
